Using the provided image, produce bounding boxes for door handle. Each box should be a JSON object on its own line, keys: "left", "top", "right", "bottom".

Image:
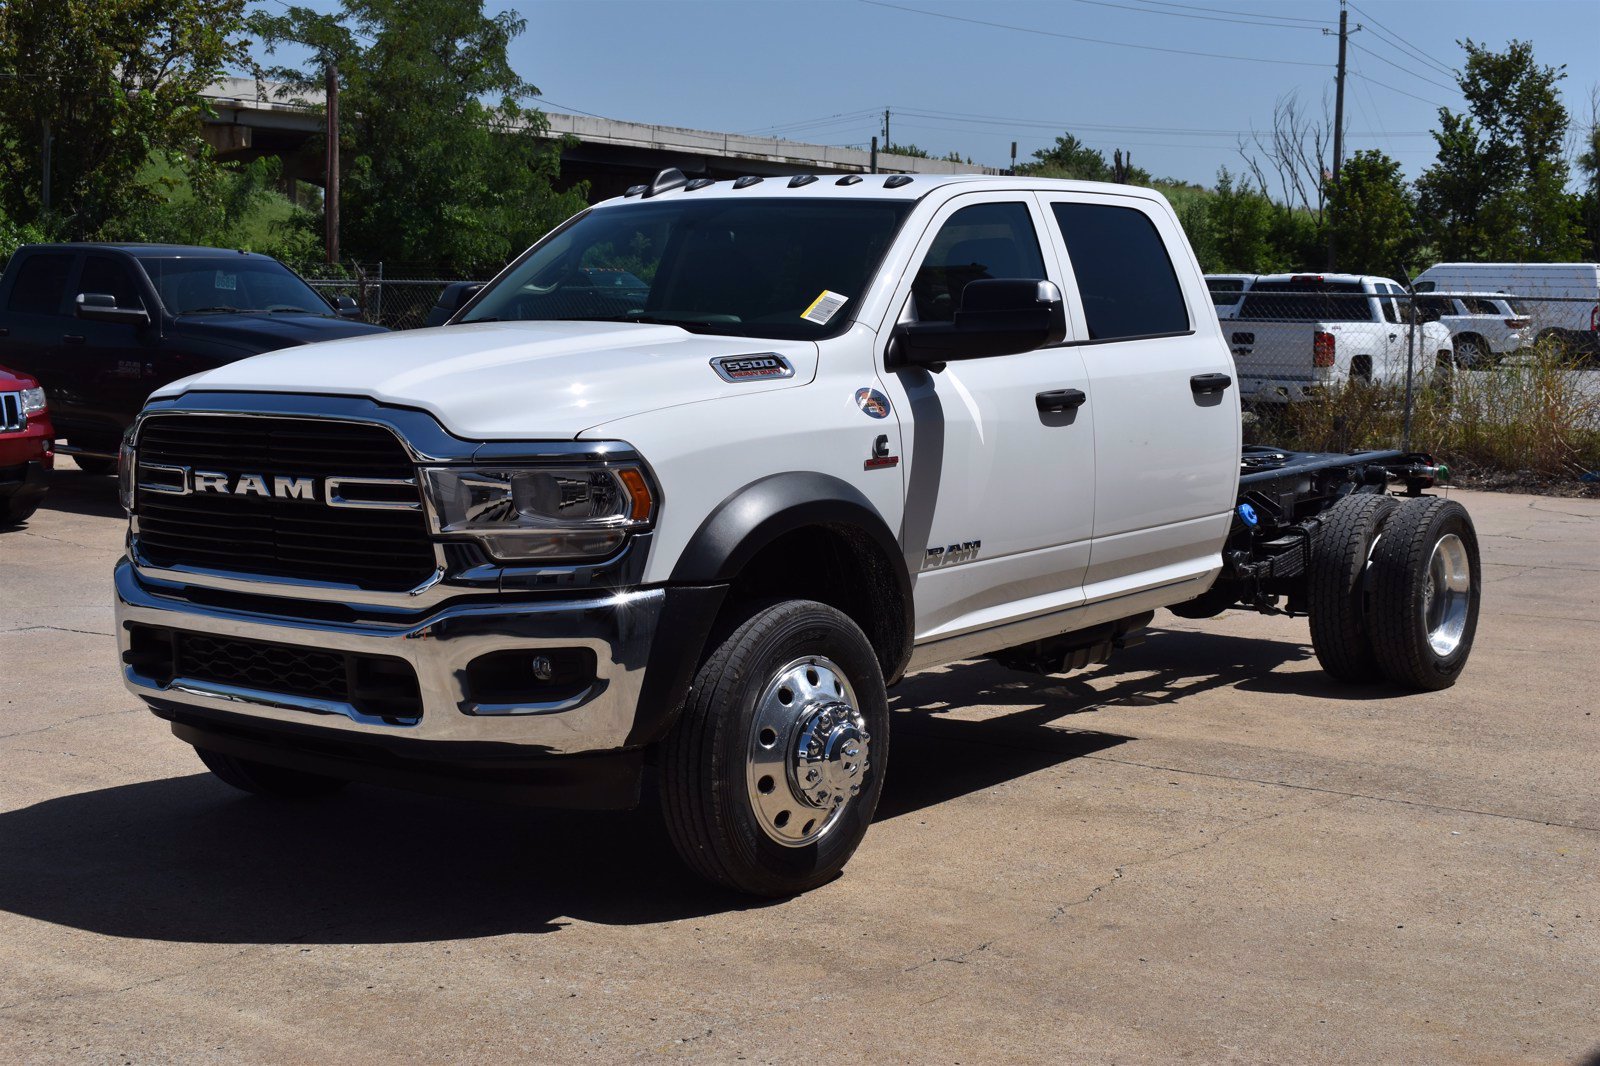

{"left": 1388, "top": 333, "right": 1398, "bottom": 340}
{"left": 1190, "top": 373, "right": 1232, "bottom": 395}
{"left": 1036, "top": 388, "right": 1087, "bottom": 413}
{"left": 62, "top": 335, "right": 85, "bottom": 345}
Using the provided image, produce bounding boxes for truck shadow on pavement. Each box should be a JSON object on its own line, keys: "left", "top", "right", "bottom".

{"left": 36, "top": 467, "right": 125, "bottom": 520}
{"left": 0, "top": 625, "right": 1357, "bottom": 943}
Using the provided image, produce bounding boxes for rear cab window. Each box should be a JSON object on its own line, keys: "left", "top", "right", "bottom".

{"left": 1049, "top": 202, "right": 1189, "bottom": 340}
{"left": 1238, "top": 279, "right": 1369, "bottom": 322}
{"left": 4, "top": 253, "right": 74, "bottom": 316}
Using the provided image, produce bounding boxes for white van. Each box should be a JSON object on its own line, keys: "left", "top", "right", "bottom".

{"left": 1412, "top": 263, "right": 1599, "bottom": 355}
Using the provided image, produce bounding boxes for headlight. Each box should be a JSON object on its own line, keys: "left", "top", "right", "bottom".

{"left": 118, "top": 432, "right": 137, "bottom": 514}
{"left": 421, "top": 464, "right": 655, "bottom": 562}
{"left": 20, "top": 387, "right": 47, "bottom": 415}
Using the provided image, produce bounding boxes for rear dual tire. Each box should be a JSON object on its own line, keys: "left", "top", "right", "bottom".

{"left": 1308, "top": 493, "right": 1480, "bottom": 690}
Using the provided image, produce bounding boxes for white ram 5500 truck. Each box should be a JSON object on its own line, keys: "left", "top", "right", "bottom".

{"left": 114, "top": 173, "right": 1482, "bottom": 895}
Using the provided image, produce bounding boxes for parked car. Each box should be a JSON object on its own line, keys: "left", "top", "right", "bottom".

{"left": 1229, "top": 273, "right": 1454, "bottom": 401}
{"left": 1205, "top": 273, "right": 1255, "bottom": 319}
{"left": 114, "top": 171, "right": 1479, "bottom": 896}
{"left": 0, "top": 364, "right": 54, "bottom": 526}
{"left": 1414, "top": 292, "right": 1533, "bottom": 367}
{"left": 0, "top": 244, "right": 389, "bottom": 471}
{"left": 1412, "top": 262, "right": 1600, "bottom": 358}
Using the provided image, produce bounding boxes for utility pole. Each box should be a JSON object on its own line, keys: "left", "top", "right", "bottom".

{"left": 40, "top": 117, "right": 52, "bottom": 214}
{"left": 1324, "top": 1, "right": 1360, "bottom": 270}
{"left": 325, "top": 62, "right": 340, "bottom": 265}
{"left": 883, "top": 108, "right": 890, "bottom": 151}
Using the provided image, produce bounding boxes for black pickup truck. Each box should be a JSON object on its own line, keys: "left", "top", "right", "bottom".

{"left": 0, "top": 244, "right": 386, "bottom": 471}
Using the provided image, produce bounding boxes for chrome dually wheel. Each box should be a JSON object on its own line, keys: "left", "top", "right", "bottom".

{"left": 1423, "top": 532, "right": 1473, "bottom": 656}
{"left": 747, "top": 656, "right": 871, "bottom": 847}
{"left": 660, "top": 600, "right": 890, "bottom": 897}
{"left": 1368, "top": 497, "right": 1481, "bottom": 691}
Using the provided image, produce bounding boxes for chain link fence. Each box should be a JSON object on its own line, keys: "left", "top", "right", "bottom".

{"left": 303, "top": 266, "right": 487, "bottom": 331}
{"left": 1209, "top": 275, "right": 1600, "bottom": 482}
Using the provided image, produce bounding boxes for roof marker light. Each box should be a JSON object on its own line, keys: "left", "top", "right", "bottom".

{"left": 884, "top": 174, "right": 913, "bottom": 189}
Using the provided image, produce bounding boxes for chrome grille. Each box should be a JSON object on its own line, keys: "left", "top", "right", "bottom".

{"left": 133, "top": 414, "right": 436, "bottom": 591}
{"left": 0, "top": 392, "right": 21, "bottom": 432}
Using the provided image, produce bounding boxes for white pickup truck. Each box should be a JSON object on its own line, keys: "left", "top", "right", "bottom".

{"left": 1226, "top": 273, "right": 1454, "bottom": 402}
{"left": 113, "top": 173, "right": 1481, "bottom": 895}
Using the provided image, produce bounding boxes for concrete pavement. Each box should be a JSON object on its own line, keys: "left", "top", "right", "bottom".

{"left": 1, "top": 465, "right": 1596, "bottom": 1063}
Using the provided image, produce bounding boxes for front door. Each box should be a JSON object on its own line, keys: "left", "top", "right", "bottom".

{"left": 875, "top": 194, "right": 1097, "bottom": 644}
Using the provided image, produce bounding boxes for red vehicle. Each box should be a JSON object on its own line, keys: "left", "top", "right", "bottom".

{"left": 1, "top": 364, "right": 53, "bottom": 526}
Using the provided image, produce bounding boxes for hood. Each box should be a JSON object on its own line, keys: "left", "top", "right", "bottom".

{"left": 173, "top": 312, "right": 388, "bottom": 352}
{"left": 0, "top": 364, "right": 40, "bottom": 389}
{"left": 159, "top": 320, "right": 818, "bottom": 439}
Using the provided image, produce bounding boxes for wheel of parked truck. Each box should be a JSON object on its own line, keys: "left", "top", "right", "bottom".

{"left": 73, "top": 455, "right": 117, "bottom": 476}
{"left": 1453, "top": 336, "right": 1484, "bottom": 369}
{"left": 1307, "top": 492, "right": 1400, "bottom": 683}
{"left": 1365, "top": 497, "right": 1481, "bottom": 691}
{"left": 659, "top": 599, "right": 889, "bottom": 897}
{"left": 195, "top": 748, "right": 350, "bottom": 799}
{"left": 0, "top": 496, "right": 41, "bottom": 528}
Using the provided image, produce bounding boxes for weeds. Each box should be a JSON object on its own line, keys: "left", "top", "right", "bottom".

{"left": 1244, "top": 341, "right": 1600, "bottom": 482}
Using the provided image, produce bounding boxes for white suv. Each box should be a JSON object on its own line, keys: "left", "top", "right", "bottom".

{"left": 1416, "top": 292, "right": 1533, "bottom": 366}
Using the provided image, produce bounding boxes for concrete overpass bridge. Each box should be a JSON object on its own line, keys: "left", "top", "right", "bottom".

{"left": 199, "top": 78, "right": 996, "bottom": 203}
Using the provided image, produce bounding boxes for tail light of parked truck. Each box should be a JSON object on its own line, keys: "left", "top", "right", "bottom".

{"left": 1313, "top": 331, "right": 1336, "bottom": 368}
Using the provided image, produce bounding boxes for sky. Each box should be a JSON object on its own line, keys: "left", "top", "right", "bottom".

{"left": 245, "top": 0, "right": 1600, "bottom": 189}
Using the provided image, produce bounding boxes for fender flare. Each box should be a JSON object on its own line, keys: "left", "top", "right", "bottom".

{"left": 670, "top": 471, "right": 915, "bottom": 679}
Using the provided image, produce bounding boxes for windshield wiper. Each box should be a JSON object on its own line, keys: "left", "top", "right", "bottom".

{"left": 178, "top": 306, "right": 258, "bottom": 315}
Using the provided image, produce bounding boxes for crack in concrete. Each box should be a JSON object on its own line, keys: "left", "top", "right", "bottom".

{"left": 1080, "top": 754, "right": 1599, "bottom": 834}
{"left": 902, "top": 939, "right": 996, "bottom": 972}
{"left": 0, "top": 708, "right": 135, "bottom": 742}
{"left": 17, "top": 530, "right": 120, "bottom": 553}
{"left": 1047, "top": 796, "right": 1350, "bottom": 924}
{"left": 10, "top": 625, "right": 115, "bottom": 638}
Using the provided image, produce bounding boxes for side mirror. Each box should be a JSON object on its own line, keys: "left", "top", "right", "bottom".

{"left": 76, "top": 293, "right": 150, "bottom": 327}
{"left": 332, "top": 294, "right": 363, "bottom": 319}
{"left": 889, "top": 278, "right": 1068, "bottom": 370}
{"left": 427, "top": 281, "right": 485, "bottom": 326}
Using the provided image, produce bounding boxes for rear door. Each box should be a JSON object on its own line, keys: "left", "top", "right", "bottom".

{"left": 1038, "top": 192, "right": 1238, "bottom": 600}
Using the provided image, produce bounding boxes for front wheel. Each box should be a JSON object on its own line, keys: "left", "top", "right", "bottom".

{"left": 1366, "top": 497, "right": 1481, "bottom": 691}
{"left": 72, "top": 455, "right": 117, "bottom": 476}
{"left": 660, "top": 600, "right": 889, "bottom": 897}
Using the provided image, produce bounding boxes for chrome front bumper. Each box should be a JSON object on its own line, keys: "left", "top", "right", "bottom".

{"left": 114, "top": 558, "right": 667, "bottom": 756}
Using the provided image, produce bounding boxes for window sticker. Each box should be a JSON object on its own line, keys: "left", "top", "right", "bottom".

{"left": 801, "top": 290, "right": 848, "bottom": 325}
{"left": 215, "top": 271, "right": 238, "bottom": 291}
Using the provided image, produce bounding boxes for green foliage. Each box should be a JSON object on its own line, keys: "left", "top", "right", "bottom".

{"left": 250, "top": 0, "right": 589, "bottom": 274}
{"left": 1328, "top": 150, "right": 1420, "bottom": 278}
{"left": 122, "top": 157, "right": 323, "bottom": 267}
{"left": 1578, "top": 95, "right": 1600, "bottom": 259}
{"left": 1415, "top": 39, "right": 1584, "bottom": 261}
{"left": 1023, "top": 134, "right": 1108, "bottom": 180}
{"left": 884, "top": 142, "right": 931, "bottom": 158}
{"left": 0, "top": 0, "right": 248, "bottom": 240}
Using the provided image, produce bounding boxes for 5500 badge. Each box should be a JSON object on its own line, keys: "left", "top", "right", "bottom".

{"left": 711, "top": 354, "right": 795, "bottom": 382}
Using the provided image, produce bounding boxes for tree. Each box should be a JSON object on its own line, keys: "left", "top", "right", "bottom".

{"left": 1415, "top": 39, "right": 1583, "bottom": 261}
{"left": 1578, "top": 87, "right": 1600, "bottom": 260}
{"left": 883, "top": 142, "right": 930, "bottom": 158}
{"left": 1205, "top": 169, "right": 1278, "bottom": 272}
{"left": 1326, "top": 150, "right": 1420, "bottom": 278}
{"left": 1024, "top": 134, "right": 1108, "bottom": 180}
{"left": 0, "top": 0, "right": 248, "bottom": 240}
{"left": 250, "top": 0, "right": 588, "bottom": 274}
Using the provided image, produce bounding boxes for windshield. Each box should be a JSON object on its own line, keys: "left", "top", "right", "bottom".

{"left": 460, "top": 197, "right": 913, "bottom": 339}
{"left": 138, "top": 257, "right": 332, "bottom": 316}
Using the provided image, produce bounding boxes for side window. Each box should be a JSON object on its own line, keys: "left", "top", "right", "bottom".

{"left": 79, "top": 255, "right": 147, "bottom": 312}
{"left": 911, "top": 201, "right": 1046, "bottom": 323}
{"left": 4, "top": 253, "right": 74, "bottom": 316}
{"left": 1051, "top": 202, "right": 1189, "bottom": 340}
{"left": 1375, "top": 283, "right": 1399, "bottom": 324}
{"left": 1463, "top": 296, "right": 1497, "bottom": 315}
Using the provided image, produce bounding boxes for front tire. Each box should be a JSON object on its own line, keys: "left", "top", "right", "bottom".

{"left": 0, "top": 496, "right": 41, "bottom": 527}
{"left": 195, "top": 748, "right": 350, "bottom": 799}
{"left": 1366, "top": 497, "right": 1481, "bottom": 691}
{"left": 660, "top": 600, "right": 889, "bottom": 897}
{"left": 73, "top": 455, "right": 117, "bottom": 476}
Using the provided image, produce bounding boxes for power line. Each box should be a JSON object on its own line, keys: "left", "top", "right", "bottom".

{"left": 1352, "top": 72, "right": 1445, "bottom": 108}
{"left": 537, "top": 97, "right": 609, "bottom": 120}
{"left": 1350, "top": 41, "right": 1455, "bottom": 94}
{"left": 857, "top": 0, "right": 1329, "bottom": 68}
{"left": 1060, "top": 0, "right": 1325, "bottom": 30}
{"left": 1346, "top": 1, "right": 1457, "bottom": 79}
{"left": 1129, "top": 0, "right": 1333, "bottom": 25}
{"left": 889, "top": 104, "right": 1434, "bottom": 138}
